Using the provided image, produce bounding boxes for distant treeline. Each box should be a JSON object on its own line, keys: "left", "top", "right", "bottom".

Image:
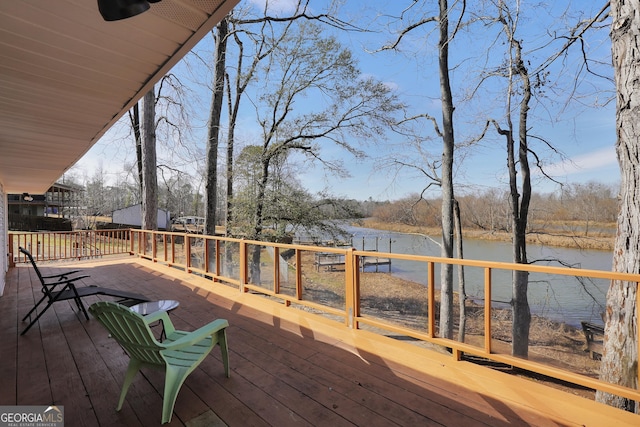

{"left": 368, "top": 182, "right": 617, "bottom": 235}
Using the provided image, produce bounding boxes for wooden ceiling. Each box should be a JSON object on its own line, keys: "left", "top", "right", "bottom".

{"left": 0, "top": 0, "right": 238, "bottom": 193}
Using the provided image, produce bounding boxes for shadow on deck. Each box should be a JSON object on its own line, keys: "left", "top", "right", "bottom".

{"left": 1, "top": 256, "right": 637, "bottom": 426}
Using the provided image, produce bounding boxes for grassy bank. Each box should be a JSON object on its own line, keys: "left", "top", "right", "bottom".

{"left": 361, "top": 218, "right": 615, "bottom": 251}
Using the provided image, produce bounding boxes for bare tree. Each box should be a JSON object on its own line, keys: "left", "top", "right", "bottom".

{"left": 379, "top": 0, "right": 463, "bottom": 339}
{"left": 128, "top": 104, "right": 143, "bottom": 194}
{"left": 476, "top": 0, "right": 612, "bottom": 358}
{"left": 82, "top": 166, "right": 108, "bottom": 225}
{"left": 193, "top": 1, "right": 359, "bottom": 275}
{"left": 141, "top": 88, "right": 158, "bottom": 231}
{"left": 596, "top": 0, "right": 639, "bottom": 413}
{"left": 488, "top": 0, "right": 533, "bottom": 358}
{"left": 436, "top": 0, "right": 457, "bottom": 340}
{"left": 223, "top": 10, "right": 282, "bottom": 236}
{"left": 223, "top": 1, "right": 358, "bottom": 231}
{"left": 204, "top": 18, "right": 229, "bottom": 237}
{"left": 242, "top": 20, "right": 401, "bottom": 281}
{"left": 454, "top": 199, "right": 467, "bottom": 342}
{"left": 125, "top": 71, "right": 200, "bottom": 222}
{"left": 564, "top": 182, "right": 617, "bottom": 236}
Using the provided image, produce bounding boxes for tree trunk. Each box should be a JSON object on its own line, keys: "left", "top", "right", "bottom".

{"left": 596, "top": 0, "right": 639, "bottom": 412}
{"left": 205, "top": 18, "right": 228, "bottom": 237}
{"left": 454, "top": 199, "right": 466, "bottom": 343}
{"left": 438, "top": 0, "right": 455, "bottom": 340}
{"left": 512, "top": 36, "right": 532, "bottom": 358}
{"left": 226, "top": 27, "right": 237, "bottom": 236}
{"left": 140, "top": 89, "right": 157, "bottom": 232}
{"left": 226, "top": 106, "right": 234, "bottom": 235}
{"left": 249, "top": 158, "right": 270, "bottom": 285}
{"left": 131, "top": 103, "right": 143, "bottom": 195}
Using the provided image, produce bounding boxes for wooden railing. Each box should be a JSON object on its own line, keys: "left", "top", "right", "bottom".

{"left": 9, "top": 229, "right": 131, "bottom": 264}
{"left": 128, "top": 229, "right": 640, "bottom": 405}
{"left": 10, "top": 229, "right": 640, "bottom": 405}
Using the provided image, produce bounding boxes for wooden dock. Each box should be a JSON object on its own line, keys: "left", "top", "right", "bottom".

{"left": 315, "top": 253, "right": 391, "bottom": 272}
{"left": 314, "top": 253, "right": 345, "bottom": 271}
{"left": 361, "top": 255, "right": 391, "bottom": 272}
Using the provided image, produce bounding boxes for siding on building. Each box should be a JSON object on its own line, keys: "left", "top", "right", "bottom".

{"left": 112, "top": 204, "right": 169, "bottom": 229}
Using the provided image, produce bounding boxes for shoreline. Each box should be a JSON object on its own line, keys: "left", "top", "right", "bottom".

{"left": 360, "top": 218, "right": 615, "bottom": 252}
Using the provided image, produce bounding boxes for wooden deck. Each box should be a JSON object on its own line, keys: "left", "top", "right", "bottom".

{"left": 1, "top": 256, "right": 638, "bottom": 426}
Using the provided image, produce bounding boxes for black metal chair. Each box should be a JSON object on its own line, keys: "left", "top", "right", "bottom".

{"left": 20, "top": 246, "right": 149, "bottom": 335}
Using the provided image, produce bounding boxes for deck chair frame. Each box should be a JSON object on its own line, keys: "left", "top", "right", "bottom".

{"left": 20, "top": 246, "right": 149, "bottom": 335}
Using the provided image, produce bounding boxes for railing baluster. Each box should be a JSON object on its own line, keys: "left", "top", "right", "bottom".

{"left": 428, "top": 261, "right": 435, "bottom": 338}
{"left": 239, "top": 241, "right": 247, "bottom": 292}
{"left": 345, "top": 247, "right": 356, "bottom": 328}
{"left": 152, "top": 231, "right": 158, "bottom": 262}
{"left": 295, "top": 249, "right": 302, "bottom": 301}
{"left": 215, "top": 239, "right": 221, "bottom": 281}
{"left": 273, "top": 246, "right": 280, "bottom": 295}
{"left": 484, "top": 267, "right": 492, "bottom": 355}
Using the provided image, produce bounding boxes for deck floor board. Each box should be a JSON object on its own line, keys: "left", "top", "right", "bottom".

{"left": 1, "top": 256, "right": 638, "bottom": 426}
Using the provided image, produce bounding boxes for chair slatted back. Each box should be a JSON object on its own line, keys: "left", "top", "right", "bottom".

{"left": 89, "top": 301, "right": 165, "bottom": 366}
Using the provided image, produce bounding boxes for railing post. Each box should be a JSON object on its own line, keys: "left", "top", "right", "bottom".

{"left": 204, "top": 237, "right": 210, "bottom": 274}
{"left": 152, "top": 231, "right": 157, "bottom": 262}
{"left": 185, "top": 235, "right": 191, "bottom": 272}
{"left": 170, "top": 233, "right": 175, "bottom": 264}
{"left": 273, "top": 246, "right": 280, "bottom": 295}
{"left": 484, "top": 267, "right": 492, "bottom": 354}
{"left": 239, "top": 240, "right": 247, "bottom": 292}
{"left": 295, "top": 249, "right": 302, "bottom": 301}
{"left": 163, "top": 233, "right": 168, "bottom": 262}
{"left": 145, "top": 230, "right": 151, "bottom": 257}
{"left": 214, "top": 239, "right": 221, "bottom": 281}
{"left": 345, "top": 247, "right": 357, "bottom": 328}
{"left": 427, "top": 261, "right": 435, "bottom": 338}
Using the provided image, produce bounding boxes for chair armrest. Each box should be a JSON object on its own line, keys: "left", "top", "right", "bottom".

{"left": 163, "top": 319, "right": 229, "bottom": 350}
{"left": 41, "top": 270, "right": 82, "bottom": 280}
{"left": 142, "top": 310, "right": 177, "bottom": 337}
{"left": 44, "top": 275, "right": 90, "bottom": 290}
{"left": 44, "top": 274, "right": 88, "bottom": 284}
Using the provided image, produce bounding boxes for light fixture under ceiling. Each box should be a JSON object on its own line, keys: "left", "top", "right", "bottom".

{"left": 98, "top": 0, "right": 162, "bottom": 22}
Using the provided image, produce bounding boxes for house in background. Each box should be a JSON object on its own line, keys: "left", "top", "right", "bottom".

{"left": 7, "top": 182, "right": 81, "bottom": 231}
{"left": 112, "top": 204, "right": 170, "bottom": 230}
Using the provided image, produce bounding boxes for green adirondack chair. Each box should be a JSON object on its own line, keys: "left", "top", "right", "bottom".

{"left": 88, "top": 301, "right": 230, "bottom": 424}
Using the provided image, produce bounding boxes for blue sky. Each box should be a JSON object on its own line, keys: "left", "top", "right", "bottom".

{"left": 75, "top": 0, "right": 619, "bottom": 201}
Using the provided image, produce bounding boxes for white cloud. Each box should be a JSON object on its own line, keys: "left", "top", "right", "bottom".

{"left": 538, "top": 146, "right": 617, "bottom": 177}
{"left": 249, "top": 0, "right": 299, "bottom": 15}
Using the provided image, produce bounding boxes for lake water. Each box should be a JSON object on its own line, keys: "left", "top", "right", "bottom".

{"left": 346, "top": 226, "right": 612, "bottom": 327}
